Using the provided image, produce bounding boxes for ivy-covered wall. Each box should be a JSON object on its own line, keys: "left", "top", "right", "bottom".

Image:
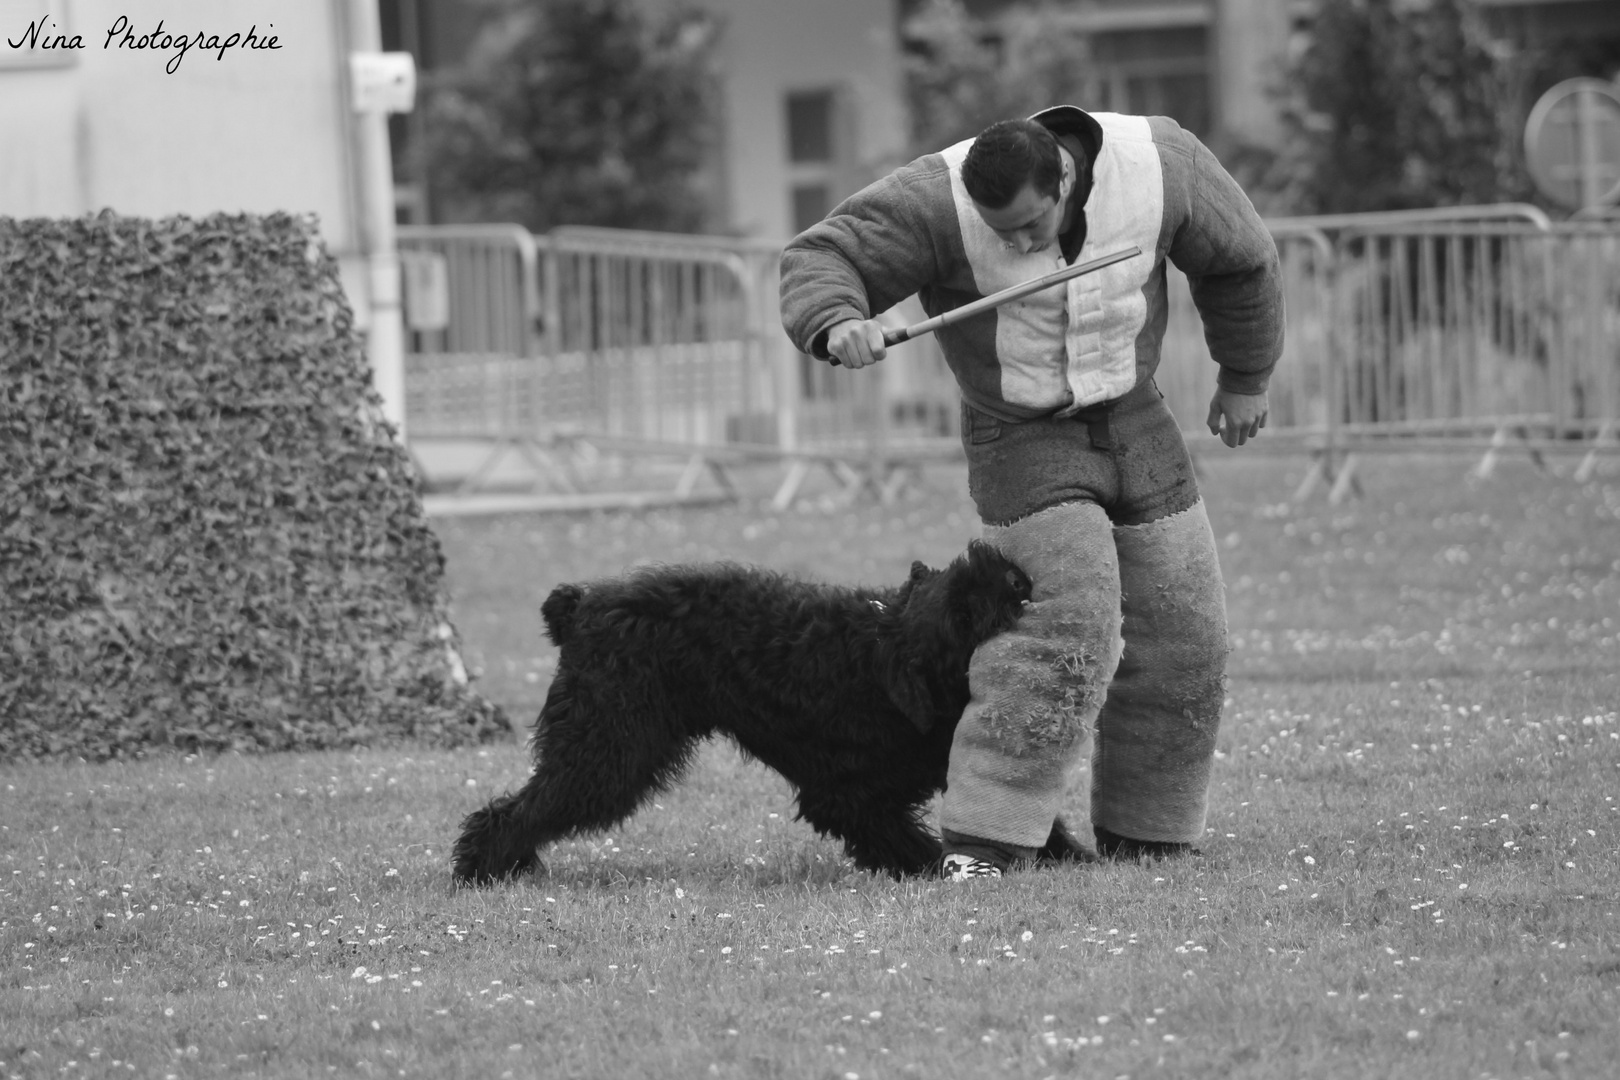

{"left": 0, "top": 211, "right": 510, "bottom": 760}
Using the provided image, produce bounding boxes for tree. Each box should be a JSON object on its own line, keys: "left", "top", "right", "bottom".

{"left": 1268, "top": 0, "right": 1524, "bottom": 214}
{"left": 423, "top": 0, "right": 721, "bottom": 232}
{"left": 904, "top": 0, "right": 1095, "bottom": 155}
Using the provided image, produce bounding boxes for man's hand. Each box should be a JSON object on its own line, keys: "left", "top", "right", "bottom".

{"left": 1206, "top": 388, "right": 1268, "bottom": 448}
{"left": 825, "top": 318, "right": 888, "bottom": 369}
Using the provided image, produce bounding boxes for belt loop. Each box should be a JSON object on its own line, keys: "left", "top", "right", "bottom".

{"left": 1088, "top": 412, "right": 1113, "bottom": 450}
{"left": 1070, "top": 400, "right": 1116, "bottom": 450}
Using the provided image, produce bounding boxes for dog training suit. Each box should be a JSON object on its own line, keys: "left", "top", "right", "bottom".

{"left": 779, "top": 105, "right": 1284, "bottom": 859}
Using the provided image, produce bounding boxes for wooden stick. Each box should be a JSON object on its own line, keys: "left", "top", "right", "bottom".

{"left": 878, "top": 245, "right": 1142, "bottom": 349}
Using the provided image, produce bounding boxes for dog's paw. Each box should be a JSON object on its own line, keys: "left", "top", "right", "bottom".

{"left": 452, "top": 851, "right": 543, "bottom": 887}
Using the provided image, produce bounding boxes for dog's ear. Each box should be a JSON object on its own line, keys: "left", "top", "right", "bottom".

{"left": 540, "top": 584, "right": 585, "bottom": 646}
{"left": 894, "top": 559, "right": 940, "bottom": 610}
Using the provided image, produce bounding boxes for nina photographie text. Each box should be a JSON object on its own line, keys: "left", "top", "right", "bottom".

{"left": 7, "top": 17, "right": 282, "bottom": 75}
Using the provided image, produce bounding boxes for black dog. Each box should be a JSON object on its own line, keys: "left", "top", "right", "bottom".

{"left": 453, "top": 541, "right": 1087, "bottom": 883}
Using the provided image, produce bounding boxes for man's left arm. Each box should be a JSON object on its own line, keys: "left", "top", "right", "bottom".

{"left": 1168, "top": 136, "right": 1286, "bottom": 448}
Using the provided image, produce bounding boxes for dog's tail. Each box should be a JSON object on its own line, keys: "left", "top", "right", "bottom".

{"left": 540, "top": 584, "right": 584, "bottom": 646}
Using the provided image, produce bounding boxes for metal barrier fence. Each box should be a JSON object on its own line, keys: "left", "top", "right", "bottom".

{"left": 398, "top": 224, "right": 541, "bottom": 441}
{"left": 1154, "top": 222, "right": 1336, "bottom": 437}
{"left": 398, "top": 207, "right": 1619, "bottom": 502}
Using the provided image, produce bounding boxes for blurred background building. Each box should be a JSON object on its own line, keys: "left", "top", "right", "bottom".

{"left": 2, "top": 0, "right": 356, "bottom": 230}
{"left": 7, "top": 0, "right": 1620, "bottom": 242}
{"left": 376, "top": 0, "right": 1620, "bottom": 236}
{"left": 6, "top": 0, "right": 1618, "bottom": 495}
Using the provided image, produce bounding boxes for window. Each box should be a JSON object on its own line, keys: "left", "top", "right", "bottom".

{"left": 786, "top": 90, "right": 835, "bottom": 164}
{"left": 1091, "top": 27, "right": 1212, "bottom": 137}
{"left": 784, "top": 87, "right": 847, "bottom": 234}
{"left": 792, "top": 184, "right": 831, "bottom": 234}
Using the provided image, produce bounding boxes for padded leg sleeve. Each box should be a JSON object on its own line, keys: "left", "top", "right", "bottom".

{"left": 1091, "top": 500, "right": 1228, "bottom": 844}
{"left": 940, "top": 502, "right": 1124, "bottom": 850}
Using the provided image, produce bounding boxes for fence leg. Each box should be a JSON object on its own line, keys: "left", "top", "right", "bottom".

{"left": 667, "top": 453, "right": 738, "bottom": 502}
{"left": 1292, "top": 453, "right": 1327, "bottom": 503}
{"left": 830, "top": 460, "right": 867, "bottom": 506}
{"left": 1292, "top": 445, "right": 1348, "bottom": 505}
{"left": 674, "top": 454, "right": 707, "bottom": 499}
{"left": 772, "top": 459, "right": 812, "bottom": 512}
{"left": 455, "top": 439, "right": 519, "bottom": 494}
{"left": 877, "top": 461, "right": 920, "bottom": 505}
{"left": 1472, "top": 425, "right": 1508, "bottom": 480}
{"left": 515, "top": 437, "right": 581, "bottom": 493}
{"left": 1473, "top": 423, "right": 1550, "bottom": 481}
{"left": 1327, "top": 453, "right": 1361, "bottom": 505}
{"left": 706, "top": 458, "right": 740, "bottom": 501}
{"left": 1574, "top": 421, "right": 1615, "bottom": 484}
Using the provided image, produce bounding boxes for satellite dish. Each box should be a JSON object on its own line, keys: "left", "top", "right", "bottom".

{"left": 1524, "top": 78, "right": 1620, "bottom": 211}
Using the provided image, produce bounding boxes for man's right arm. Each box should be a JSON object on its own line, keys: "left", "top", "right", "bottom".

{"left": 778, "top": 166, "right": 946, "bottom": 366}
{"left": 822, "top": 318, "right": 891, "bottom": 369}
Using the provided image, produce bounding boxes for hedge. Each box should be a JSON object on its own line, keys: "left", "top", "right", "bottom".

{"left": 0, "top": 211, "right": 511, "bottom": 760}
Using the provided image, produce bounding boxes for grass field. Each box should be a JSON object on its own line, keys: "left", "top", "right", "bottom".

{"left": 3, "top": 452, "right": 1618, "bottom": 1080}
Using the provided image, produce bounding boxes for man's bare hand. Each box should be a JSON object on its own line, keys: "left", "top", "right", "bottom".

{"left": 825, "top": 318, "right": 888, "bottom": 369}
{"left": 1206, "top": 388, "right": 1268, "bottom": 448}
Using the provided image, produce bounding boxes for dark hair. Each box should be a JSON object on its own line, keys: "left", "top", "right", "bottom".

{"left": 961, "top": 119, "right": 1065, "bottom": 209}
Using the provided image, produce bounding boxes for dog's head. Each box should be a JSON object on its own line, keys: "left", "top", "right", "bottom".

{"left": 882, "top": 541, "right": 1031, "bottom": 734}
{"left": 952, "top": 539, "right": 1033, "bottom": 637}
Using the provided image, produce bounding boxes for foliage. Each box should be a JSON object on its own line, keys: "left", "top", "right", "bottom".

{"left": 1268, "top": 0, "right": 1529, "bottom": 214}
{"left": 423, "top": 0, "right": 722, "bottom": 232}
{"left": 903, "top": 0, "right": 1096, "bottom": 154}
{"left": 902, "top": 0, "right": 1597, "bottom": 215}
{"left": 0, "top": 211, "right": 509, "bottom": 761}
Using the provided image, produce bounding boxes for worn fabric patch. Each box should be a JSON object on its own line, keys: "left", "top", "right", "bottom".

{"left": 942, "top": 501, "right": 1123, "bottom": 848}
{"left": 960, "top": 377, "right": 1199, "bottom": 527}
{"left": 1091, "top": 500, "right": 1229, "bottom": 843}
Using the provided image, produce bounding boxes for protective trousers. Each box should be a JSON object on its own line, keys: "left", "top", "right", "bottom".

{"left": 941, "top": 379, "right": 1228, "bottom": 853}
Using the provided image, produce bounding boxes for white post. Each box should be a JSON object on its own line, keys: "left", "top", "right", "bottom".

{"left": 345, "top": 0, "right": 415, "bottom": 439}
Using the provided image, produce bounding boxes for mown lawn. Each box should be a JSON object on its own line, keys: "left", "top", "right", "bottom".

{"left": 3, "top": 453, "right": 1617, "bottom": 1080}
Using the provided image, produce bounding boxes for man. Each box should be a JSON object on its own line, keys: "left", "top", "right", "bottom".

{"left": 778, "top": 106, "right": 1283, "bottom": 879}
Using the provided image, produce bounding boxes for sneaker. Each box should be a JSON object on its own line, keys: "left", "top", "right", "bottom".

{"left": 940, "top": 853, "right": 1002, "bottom": 880}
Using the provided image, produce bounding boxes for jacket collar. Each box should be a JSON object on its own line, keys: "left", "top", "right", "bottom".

{"left": 1028, "top": 106, "right": 1103, "bottom": 255}
{"left": 1028, "top": 105, "right": 1105, "bottom": 159}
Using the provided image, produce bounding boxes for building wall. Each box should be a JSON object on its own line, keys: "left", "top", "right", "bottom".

{"left": 0, "top": 0, "right": 358, "bottom": 260}
{"left": 1212, "top": 0, "right": 1289, "bottom": 150}
{"left": 677, "top": 0, "right": 908, "bottom": 240}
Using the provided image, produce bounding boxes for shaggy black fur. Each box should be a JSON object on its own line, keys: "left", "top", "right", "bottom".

{"left": 453, "top": 541, "right": 1086, "bottom": 883}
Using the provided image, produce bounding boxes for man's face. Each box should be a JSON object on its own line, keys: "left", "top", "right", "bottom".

{"left": 974, "top": 182, "right": 1063, "bottom": 256}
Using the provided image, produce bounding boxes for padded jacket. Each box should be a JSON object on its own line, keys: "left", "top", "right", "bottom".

{"left": 779, "top": 106, "right": 1285, "bottom": 422}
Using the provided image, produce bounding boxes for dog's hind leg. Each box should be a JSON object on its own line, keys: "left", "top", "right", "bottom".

{"left": 796, "top": 794, "right": 942, "bottom": 878}
{"left": 452, "top": 672, "right": 699, "bottom": 885}
{"left": 452, "top": 789, "right": 548, "bottom": 885}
